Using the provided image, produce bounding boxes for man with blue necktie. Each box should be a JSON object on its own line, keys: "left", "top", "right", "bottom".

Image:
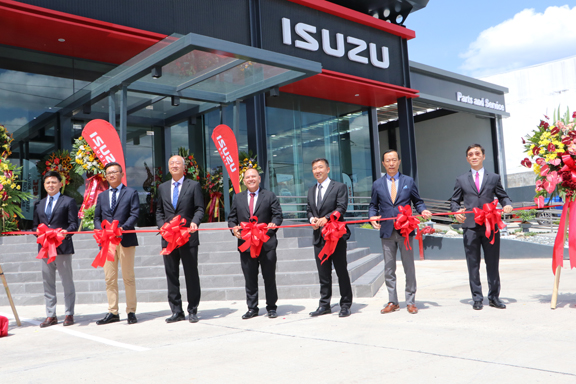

{"left": 33, "top": 171, "right": 78, "bottom": 327}
{"left": 94, "top": 162, "right": 140, "bottom": 325}
{"left": 156, "top": 155, "right": 205, "bottom": 323}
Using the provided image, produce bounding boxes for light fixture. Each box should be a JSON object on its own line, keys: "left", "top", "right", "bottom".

{"left": 151, "top": 66, "right": 162, "bottom": 79}
{"left": 171, "top": 96, "right": 180, "bottom": 106}
{"left": 269, "top": 86, "right": 280, "bottom": 97}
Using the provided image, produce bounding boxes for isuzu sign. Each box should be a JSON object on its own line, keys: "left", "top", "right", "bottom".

{"left": 83, "top": 119, "right": 127, "bottom": 185}
{"left": 281, "top": 17, "right": 390, "bottom": 69}
{"left": 211, "top": 124, "right": 240, "bottom": 194}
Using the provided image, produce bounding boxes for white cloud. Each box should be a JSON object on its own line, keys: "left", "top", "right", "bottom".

{"left": 460, "top": 5, "right": 576, "bottom": 77}
{"left": 1, "top": 117, "right": 29, "bottom": 133}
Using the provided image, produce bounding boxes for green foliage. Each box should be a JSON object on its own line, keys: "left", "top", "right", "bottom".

{"left": 517, "top": 209, "right": 536, "bottom": 223}
{"left": 359, "top": 223, "right": 375, "bottom": 229}
{"left": 81, "top": 205, "right": 96, "bottom": 230}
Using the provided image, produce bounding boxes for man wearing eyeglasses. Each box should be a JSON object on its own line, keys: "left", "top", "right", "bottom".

{"left": 156, "top": 155, "right": 204, "bottom": 324}
{"left": 94, "top": 162, "right": 140, "bottom": 325}
{"left": 450, "top": 144, "right": 513, "bottom": 311}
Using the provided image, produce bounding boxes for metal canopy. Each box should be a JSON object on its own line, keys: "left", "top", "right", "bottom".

{"left": 12, "top": 32, "right": 322, "bottom": 146}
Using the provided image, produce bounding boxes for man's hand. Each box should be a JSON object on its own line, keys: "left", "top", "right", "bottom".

{"left": 421, "top": 210, "right": 432, "bottom": 220}
{"left": 502, "top": 205, "right": 513, "bottom": 214}
{"left": 370, "top": 216, "right": 381, "bottom": 230}
{"left": 267, "top": 223, "right": 277, "bottom": 229}
{"left": 455, "top": 208, "right": 466, "bottom": 223}
{"left": 232, "top": 225, "right": 242, "bottom": 239}
{"left": 315, "top": 217, "right": 328, "bottom": 229}
{"left": 190, "top": 222, "right": 198, "bottom": 233}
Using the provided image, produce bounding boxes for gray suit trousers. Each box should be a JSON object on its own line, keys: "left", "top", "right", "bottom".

{"left": 41, "top": 254, "right": 76, "bottom": 317}
{"left": 381, "top": 230, "right": 416, "bottom": 305}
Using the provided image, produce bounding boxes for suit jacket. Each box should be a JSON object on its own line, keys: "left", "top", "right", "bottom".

{"left": 32, "top": 194, "right": 79, "bottom": 255}
{"left": 368, "top": 173, "right": 427, "bottom": 239}
{"left": 94, "top": 185, "right": 140, "bottom": 247}
{"left": 156, "top": 178, "right": 205, "bottom": 247}
{"left": 228, "top": 188, "right": 283, "bottom": 252}
{"left": 306, "top": 180, "right": 350, "bottom": 246}
{"left": 450, "top": 170, "right": 512, "bottom": 228}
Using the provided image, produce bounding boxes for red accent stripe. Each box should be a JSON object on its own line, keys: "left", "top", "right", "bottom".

{"left": 285, "top": 0, "right": 416, "bottom": 40}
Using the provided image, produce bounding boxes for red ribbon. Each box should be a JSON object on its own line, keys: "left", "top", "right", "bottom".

{"left": 473, "top": 200, "right": 506, "bottom": 245}
{"left": 561, "top": 154, "right": 576, "bottom": 184}
{"left": 160, "top": 215, "right": 191, "bottom": 255}
{"left": 552, "top": 199, "right": 576, "bottom": 274}
{"left": 238, "top": 216, "right": 270, "bottom": 258}
{"left": 318, "top": 212, "right": 347, "bottom": 265}
{"left": 415, "top": 226, "right": 435, "bottom": 260}
{"left": 91, "top": 220, "right": 122, "bottom": 268}
{"left": 207, "top": 192, "right": 223, "bottom": 223}
{"left": 36, "top": 224, "right": 65, "bottom": 264}
{"left": 394, "top": 205, "right": 420, "bottom": 250}
{"left": 79, "top": 174, "right": 107, "bottom": 218}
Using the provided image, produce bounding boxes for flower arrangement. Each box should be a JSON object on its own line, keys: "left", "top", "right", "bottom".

{"left": 0, "top": 158, "right": 32, "bottom": 233}
{"left": 237, "top": 151, "right": 262, "bottom": 192}
{"left": 177, "top": 147, "right": 201, "bottom": 182}
{"left": 203, "top": 167, "right": 224, "bottom": 222}
{"left": 72, "top": 136, "right": 105, "bottom": 176}
{"left": 521, "top": 107, "right": 576, "bottom": 203}
{"left": 36, "top": 150, "right": 75, "bottom": 192}
{"left": 0, "top": 124, "right": 13, "bottom": 158}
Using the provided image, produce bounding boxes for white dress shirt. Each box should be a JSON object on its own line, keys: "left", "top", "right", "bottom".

{"left": 108, "top": 184, "right": 123, "bottom": 209}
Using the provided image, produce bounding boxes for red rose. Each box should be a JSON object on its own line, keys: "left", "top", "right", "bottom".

{"left": 188, "top": 156, "right": 193, "bottom": 160}
{"left": 54, "top": 158, "right": 60, "bottom": 165}
{"left": 45, "top": 161, "right": 50, "bottom": 165}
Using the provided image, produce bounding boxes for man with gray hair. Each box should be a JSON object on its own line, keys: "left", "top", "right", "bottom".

{"left": 156, "top": 155, "right": 205, "bottom": 323}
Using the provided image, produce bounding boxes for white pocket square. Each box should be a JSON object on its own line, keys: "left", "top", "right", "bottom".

{"left": 403, "top": 185, "right": 408, "bottom": 189}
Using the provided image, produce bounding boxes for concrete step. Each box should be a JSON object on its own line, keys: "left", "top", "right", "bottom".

{"left": 352, "top": 260, "right": 385, "bottom": 298}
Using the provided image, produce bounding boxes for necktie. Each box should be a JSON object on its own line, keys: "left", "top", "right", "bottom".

{"left": 172, "top": 181, "right": 180, "bottom": 209}
{"left": 111, "top": 188, "right": 118, "bottom": 211}
{"left": 317, "top": 184, "right": 323, "bottom": 208}
{"left": 475, "top": 172, "right": 480, "bottom": 192}
{"left": 46, "top": 196, "right": 54, "bottom": 220}
{"left": 390, "top": 177, "right": 397, "bottom": 203}
{"left": 249, "top": 192, "right": 255, "bottom": 217}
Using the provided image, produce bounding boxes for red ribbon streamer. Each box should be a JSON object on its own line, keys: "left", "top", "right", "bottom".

{"left": 552, "top": 199, "right": 576, "bottom": 274}
{"left": 207, "top": 192, "right": 223, "bottom": 223}
{"left": 91, "top": 220, "right": 122, "bottom": 268}
{"left": 473, "top": 200, "right": 506, "bottom": 245}
{"left": 36, "top": 224, "right": 65, "bottom": 264}
{"left": 160, "top": 215, "right": 191, "bottom": 255}
{"left": 415, "top": 226, "right": 435, "bottom": 260}
{"left": 79, "top": 174, "right": 107, "bottom": 218}
{"left": 238, "top": 216, "right": 270, "bottom": 258}
{"left": 394, "top": 205, "right": 420, "bottom": 251}
{"left": 318, "top": 212, "right": 347, "bottom": 265}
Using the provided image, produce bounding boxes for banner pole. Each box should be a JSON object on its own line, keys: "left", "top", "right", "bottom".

{"left": 0, "top": 264, "right": 21, "bottom": 326}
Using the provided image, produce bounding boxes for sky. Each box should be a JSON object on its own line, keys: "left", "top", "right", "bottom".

{"left": 406, "top": 1, "right": 576, "bottom": 78}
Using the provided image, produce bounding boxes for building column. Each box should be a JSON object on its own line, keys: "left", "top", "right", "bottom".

{"left": 397, "top": 96, "right": 418, "bottom": 182}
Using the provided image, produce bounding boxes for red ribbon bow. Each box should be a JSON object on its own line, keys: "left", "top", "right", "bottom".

{"left": 318, "top": 212, "right": 347, "bottom": 265}
{"left": 160, "top": 215, "right": 191, "bottom": 255}
{"left": 561, "top": 154, "right": 576, "bottom": 184}
{"left": 92, "top": 220, "right": 122, "bottom": 268}
{"left": 238, "top": 216, "right": 270, "bottom": 258}
{"left": 473, "top": 200, "right": 506, "bottom": 244}
{"left": 415, "top": 226, "right": 435, "bottom": 260}
{"left": 36, "top": 224, "right": 65, "bottom": 264}
{"left": 394, "top": 205, "right": 420, "bottom": 250}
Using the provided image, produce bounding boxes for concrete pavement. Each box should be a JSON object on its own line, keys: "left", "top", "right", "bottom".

{"left": 2, "top": 257, "right": 576, "bottom": 383}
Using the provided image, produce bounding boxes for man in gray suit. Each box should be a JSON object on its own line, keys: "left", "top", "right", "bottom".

{"left": 369, "top": 150, "right": 431, "bottom": 315}
{"left": 33, "top": 171, "right": 78, "bottom": 327}
{"left": 450, "top": 144, "right": 513, "bottom": 310}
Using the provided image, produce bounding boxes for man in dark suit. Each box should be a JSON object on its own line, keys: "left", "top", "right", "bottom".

{"left": 450, "top": 144, "right": 513, "bottom": 310}
{"left": 228, "top": 168, "right": 283, "bottom": 319}
{"left": 94, "top": 162, "right": 140, "bottom": 325}
{"left": 33, "top": 171, "right": 78, "bottom": 327}
{"left": 306, "top": 158, "right": 353, "bottom": 318}
{"left": 369, "top": 150, "right": 431, "bottom": 315}
{"left": 156, "top": 155, "right": 205, "bottom": 323}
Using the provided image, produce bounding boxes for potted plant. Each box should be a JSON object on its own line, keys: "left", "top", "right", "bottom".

{"left": 449, "top": 214, "right": 462, "bottom": 231}
{"left": 516, "top": 209, "right": 536, "bottom": 232}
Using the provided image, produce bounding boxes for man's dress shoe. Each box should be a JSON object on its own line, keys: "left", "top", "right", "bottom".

{"left": 489, "top": 298, "right": 506, "bottom": 309}
{"left": 309, "top": 307, "right": 331, "bottom": 317}
{"left": 165, "top": 312, "right": 185, "bottom": 323}
{"left": 380, "top": 303, "right": 400, "bottom": 314}
{"left": 189, "top": 313, "right": 199, "bottom": 323}
{"left": 473, "top": 301, "right": 483, "bottom": 310}
{"left": 127, "top": 312, "right": 138, "bottom": 324}
{"left": 63, "top": 315, "right": 74, "bottom": 326}
{"left": 338, "top": 307, "right": 351, "bottom": 317}
{"left": 96, "top": 313, "right": 120, "bottom": 325}
{"left": 267, "top": 310, "right": 278, "bottom": 318}
{"left": 40, "top": 317, "right": 57, "bottom": 328}
{"left": 242, "top": 309, "right": 259, "bottom": 319}
{"left": 407, "top": 304, "right": 418, "bottom": 314}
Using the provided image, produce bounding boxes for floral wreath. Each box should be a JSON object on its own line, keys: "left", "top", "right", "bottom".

{"left": 177, "top": 147, "right": 201, "bottom": 182}
{"left": 36, "top": 150, "right": 75, "bottom": 192}
{"left": 72, "top": 136, "right": 105, "bottom": 176}
{"left": 0, "top": 124, "right": 13, "bottom": 159}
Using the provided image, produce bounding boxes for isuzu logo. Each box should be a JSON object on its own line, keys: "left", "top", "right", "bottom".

{"left": 215, "top": 135, "right": 237, "bottom": 172}
{"left": 89, "top": 131, "right": 116, "bottom": 163}
{"left": 281, "top": 17, "right": 390, "bottom": 69}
